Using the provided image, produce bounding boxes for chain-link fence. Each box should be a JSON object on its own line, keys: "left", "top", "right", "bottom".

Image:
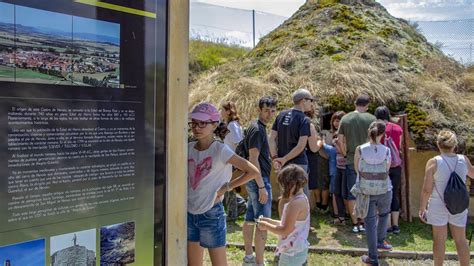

{"left": 417, "top": 19, "right": 473, "bottom": 65}
{"left": 190, "top": 3, "right": 473, "bottom": 65}
{"left": 190, "top": 3, "right": 286, "bottom": 47}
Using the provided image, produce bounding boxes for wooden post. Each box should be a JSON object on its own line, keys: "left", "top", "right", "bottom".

{"left": 166, "top": 0, "right": 189, "bottom": 264}
{"left": 397, "top": 114, "right": 411, "bottom": 221}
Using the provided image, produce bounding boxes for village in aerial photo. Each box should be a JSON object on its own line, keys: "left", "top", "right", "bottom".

{"left": 0, "top": 2, "right": 120, "bottom": 88}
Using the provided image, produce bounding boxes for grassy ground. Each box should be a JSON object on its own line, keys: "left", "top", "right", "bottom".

{"left": 0, "top": 65, "right": 14, "bottom": 78}
{"left": 203, "top": 246, "right": 473, "bottom": 265}
{"left": 15, "top": 68, "right": 62, "bottom": 81}
{"left": 189, "top": 40, "right": 249, "bottom": 75}
{"left": 226, "top": 209, "right": 474, "bottom": 253}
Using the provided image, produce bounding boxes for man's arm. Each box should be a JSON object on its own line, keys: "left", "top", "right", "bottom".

{"left": 275, "top": 136, "right": 308, "bottom": 166}
{"left": 354, "top": 146, "right": 360, "bottom": 174}
{"left": 248, "top": 147, "right": 268, "bottom": 204}
{"left": 269, "top": 129, "right": 278, "bottom": 159}
{"left": 307, "top": 123, "right": 322, "bottom": 153}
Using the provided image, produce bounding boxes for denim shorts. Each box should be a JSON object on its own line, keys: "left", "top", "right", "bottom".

{"left": 187, "top": 202, "right": 226, "bottom": 248}
{"left": 342, "top": 164, "right": 357, "bottom": 200}
{"left": 245, "top": 177, "right": 272, "bottom": 222}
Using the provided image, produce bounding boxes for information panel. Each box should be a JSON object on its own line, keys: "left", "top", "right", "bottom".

{"left": 0, "top": 0, "right": 167, "bottom": 265}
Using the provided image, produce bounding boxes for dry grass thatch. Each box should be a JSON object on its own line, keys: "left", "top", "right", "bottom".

{"left": 189, "top": 0, "right": 474, "bottom": 152}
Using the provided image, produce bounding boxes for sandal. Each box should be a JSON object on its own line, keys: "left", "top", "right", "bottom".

{"left": 332, "top": 217, "right": 346, "bottom": 225}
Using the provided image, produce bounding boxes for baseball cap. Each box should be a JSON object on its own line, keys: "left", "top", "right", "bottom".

{"left": 189, "top": 102, "right": 220, "bottom": 122}
{"left": 292, "top": 88, "right": 314, "bottom": 104}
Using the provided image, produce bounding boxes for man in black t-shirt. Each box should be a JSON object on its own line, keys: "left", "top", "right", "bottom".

{"left": 269, "top": 88, "right": 313, "bottom": 202}
{"left": 242, "top": 96, "right": 277, "bottom": 265}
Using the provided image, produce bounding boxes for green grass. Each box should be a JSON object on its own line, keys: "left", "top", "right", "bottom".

{"left": 0, "top": 65, "right": 14, "bottom": 78}
{"left": 226, "top": 208, "right": 474, "bottom": 252}
{"left": 15, "top": 68, "right": 62, "bottom": 80}
{"left": 189, "top": 40, "right": 249, "bottom": 74}
{"left": 203, "top": 246, "right": 473, "bottom": 266}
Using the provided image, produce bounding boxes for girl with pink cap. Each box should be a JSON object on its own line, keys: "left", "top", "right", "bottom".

{"left": 187, "top": 102, "right": 260, "bottom": 266}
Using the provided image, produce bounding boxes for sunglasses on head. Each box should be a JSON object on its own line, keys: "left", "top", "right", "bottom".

{"left": 188, "top": 121, "right": 217, "bottom": 128}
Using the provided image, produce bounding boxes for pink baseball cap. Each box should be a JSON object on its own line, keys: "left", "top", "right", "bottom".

{"left": 189, "top": 102, "right": 220, "bottom": 122}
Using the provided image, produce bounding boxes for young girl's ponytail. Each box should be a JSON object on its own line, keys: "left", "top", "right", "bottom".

{"left": 368, "top": 120, "right": 386, "bottom": 143}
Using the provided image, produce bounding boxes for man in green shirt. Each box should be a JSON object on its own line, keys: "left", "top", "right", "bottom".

{"left": 337, "top": 94, "right": 376, "bottom": 233}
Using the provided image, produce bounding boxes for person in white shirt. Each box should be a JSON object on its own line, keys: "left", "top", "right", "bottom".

{"left": 419, "top": 130, "right": 474, "bottom": 266}
{"left": 220, "top": 101, "right": 243, "bottom": 151}
{"left": 187, "top": 102, "right": 259, "bottom": 266}
{"left": 220, "top": 101, "right": 244, "bottom": 221}
{"left": 354, "top": 120, "right": 393, "bottom": 265}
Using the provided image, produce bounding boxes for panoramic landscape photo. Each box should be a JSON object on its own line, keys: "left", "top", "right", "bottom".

{"left": 72, "top": 16, "right": 120, "bottom": 88}
{"left": 14, "top": 5, "right": 74, "bottom": 85}
{"left": 0, "top": 1, "right": 14, "bottom": 82}
{"left": 0, "top": 3, "right": 120, "bottom": 87}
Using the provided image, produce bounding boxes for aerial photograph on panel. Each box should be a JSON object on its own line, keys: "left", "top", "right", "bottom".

{"left": 72, "top": 16, "right": 120, "bottom": 88}
{"left": 0, "top": 1, "right": 15, "bottom": 82}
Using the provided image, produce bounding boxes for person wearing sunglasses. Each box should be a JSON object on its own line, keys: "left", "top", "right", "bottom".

{"left": 269, "top": 88, "right": 314, "bottom": 215}
{"left": 187, "top": 102, "right": 260, "bottom": 266}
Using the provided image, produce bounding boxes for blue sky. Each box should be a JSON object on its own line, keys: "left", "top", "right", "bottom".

{"left": 74, "top": 16, "right": 120, "bottom": 38}
{"left": 50, "top": 228, "right": 96, "bottom": 255}
{"left": 0, "top": 2, "right": 14, "bottom": 24}
{"left": 0, "top": 239, "right": 45, "bottom": 266}
{"left": 16, "top": 5, "right": 72, "bottom": 33}
{"left": 12, "top": 4, "right": 119, "bottom": 38}
{"left": 191, "top": 0, "right": 474, "bottom": 21}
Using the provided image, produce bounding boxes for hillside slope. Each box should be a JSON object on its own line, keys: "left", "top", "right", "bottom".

{"left": 190, "top": 0, "right": 474, "bottom": 152}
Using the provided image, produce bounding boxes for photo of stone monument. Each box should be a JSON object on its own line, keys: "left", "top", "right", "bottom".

{"left": 100, "top": 221, "right": 135, "bottom": 265}
{"left": 50, "top": 229, "right": 96, "bottom": 266}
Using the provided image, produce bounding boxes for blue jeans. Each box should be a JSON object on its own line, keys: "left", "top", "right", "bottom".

{"left": 278, "top": 248, "right": 308, "bottom": 266}
{"left": 343, "top": 164, "right": 357, "bottom": 200}
{"left": 245, "top": 177, "right": 272, "bottom": 221}
{"left": 187, "top": 202, "right": 226, "bottom": 248}
{"left": 323, "top": 144, "right": 337, "bottom": 193}
{"left": 365, "top": 191, "right": 392, "bottom": 264}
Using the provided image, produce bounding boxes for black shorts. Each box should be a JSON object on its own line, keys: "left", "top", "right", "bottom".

{"left": 308, "top": 152, "right": 329, "bottom": 190}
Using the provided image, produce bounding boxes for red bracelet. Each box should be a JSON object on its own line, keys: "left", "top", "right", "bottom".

{"left": 271, "top": 155, "right": 278, "bottom": 160}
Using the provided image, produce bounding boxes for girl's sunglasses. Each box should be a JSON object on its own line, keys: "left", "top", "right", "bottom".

{"left": 188, "top": 121, "right": 217, "bottom": 128}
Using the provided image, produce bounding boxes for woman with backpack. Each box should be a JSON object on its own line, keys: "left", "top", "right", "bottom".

{"left": 353, "top": 120, "right": 393, "bottom": 265}
{"left": 374, "top": 106, "right": 403, "bottom": 234}
{"left": 419, "top": 130, "right": 474, "bottom": 266}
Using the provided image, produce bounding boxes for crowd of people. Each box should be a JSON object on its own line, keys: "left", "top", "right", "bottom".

{"left": 186, "top": 89, "right": 474, "bottom": 266}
